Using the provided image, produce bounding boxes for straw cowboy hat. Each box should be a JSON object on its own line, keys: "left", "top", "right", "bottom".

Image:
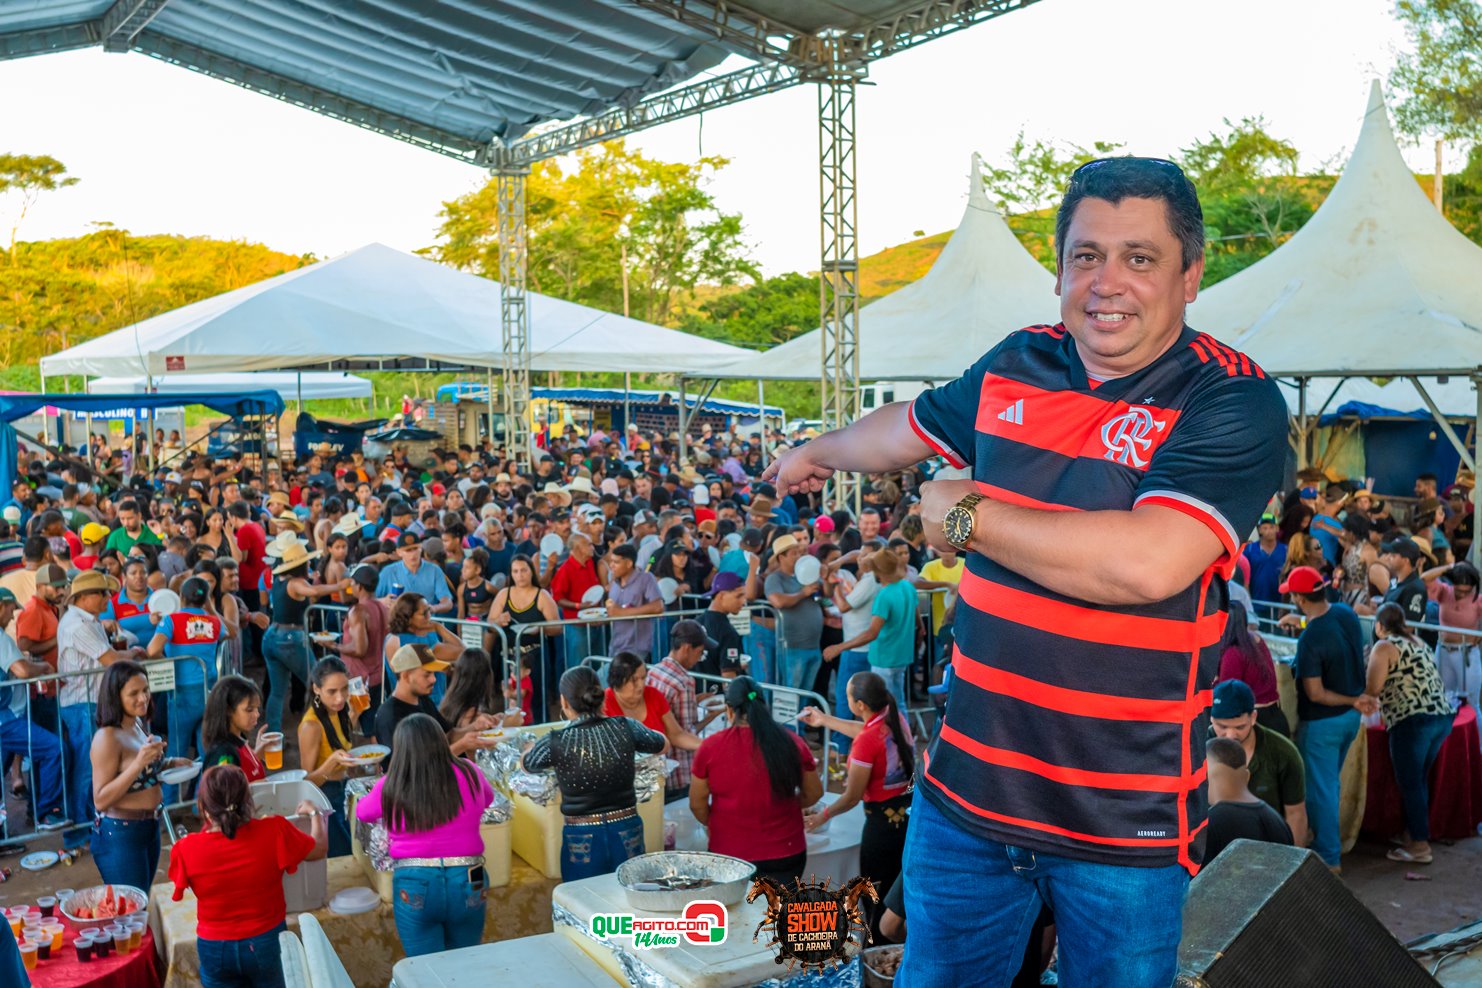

{"left": 272, "top": 539, "right": 321, "bottom": 575}
{"left": 266, "top": 491, "right": 292, "bottom": 510}
{"left": 68, "top": 570, "right": 120, "bottom": 600}
{"left": 564, "top": 476, "right": 597, "bottom": 498}
{"left": 541, "top": 482, "right": 572, "bottom": 507}
{"left": 271, "top": 510, "right": 304, "bottom": 532}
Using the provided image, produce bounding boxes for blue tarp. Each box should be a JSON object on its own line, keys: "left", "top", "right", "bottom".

{"left": 1318, "top": 400, "right": 1473, "bottom": 426}
{"left": 1, "top": 390, "right": 284, "bottom": 497}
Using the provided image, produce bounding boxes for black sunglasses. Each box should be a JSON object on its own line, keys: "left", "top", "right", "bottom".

{"left": 1071, "top": 156, "right": 1183, "bottom": 178}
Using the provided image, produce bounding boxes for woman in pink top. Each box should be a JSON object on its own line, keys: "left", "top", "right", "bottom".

{"left": 1424, "top": 562, "right": 1482, "bottom": 710}
{"left": 355, "top": 714, "right": 493, "bottom": 956}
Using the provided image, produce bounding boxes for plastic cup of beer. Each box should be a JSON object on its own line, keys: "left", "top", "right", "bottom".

{"left": 126, "top": 923, "right": 142, "bottom": 952}
{"left": 112, "top": 928, "right": 130, "bottom": 954}
{"left": 18, "top": 940, "right": 36, "bottom": 970}
{"left": 348, "top": 677, "right": 370, "bottom": 716}
{"left": 261, "top": 732, "right": 284, "bottom": 771}
{"left": 44, "top": 923, "right": 63, "bottom": 951}
{"left": 6, "top": 912, "right": 20, "bottom": 938}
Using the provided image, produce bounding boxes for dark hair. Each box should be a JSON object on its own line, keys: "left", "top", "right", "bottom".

{"left": 96, "top": 660, "right": 149, "bottom": 729}
{"left": 465, "top": 547, "right": 488, "bottom": 572}
{"left": 197, "top": 764, "right": 255, "bottom": 839}
{"left": 1217, "top": 602, "right": 1274, "bottom": 698}
{"left": 509, "top": 553, "right": 536, "bottom": 585}
{"left": 117, "top": 499, "right": 140, "bottom": 515}
{"left": 1055, "top": 157, "right": 1204, "bottom": 271}
{"left": 180, "top": 576, "right": 210, "bottom": 608}
{"left": 724, "top": 676, "right": 804, "bottom": 801}
{"left": 847, "top": 671, "right": 915, "bottom": 780}
{"left": 381, "top": 714, "right": 481, "bottom": 833}
{"left": 227, "top": 502, "right": 250, "bottom": 520}
{"left": 608, "top": 651, "right": 646, "bottom": 691}
{"left": 1341, "top": 512, "right": 1371, "bottom": 541}
{"left": 388, "top": 592, "right": 426, "bottom": 634}
{"left": 21, "top": 535, "right": 47, "bottom": 563}
{"left": 439, "top": 649, "right": 496, "bottom": 726}
{"left": 611, "top": 543, "right": 638, "bottom": 563}
{"left": 1447, "top": 562, "right": 1480, "bottom": 591}
{"left": 203, "top": 675, "right": 263, "bottom": 750}
{"left": 309, "top": 657, "right": 354, "bottom": 752}
{"left": 1206, "top": 736, "right": 1248, "bottom": 771}
{"left": 1375, "top": 602, "right": 1414, "bottom": 639}
{"left": 559, "top": 666, "right": 605, "bottom": 717}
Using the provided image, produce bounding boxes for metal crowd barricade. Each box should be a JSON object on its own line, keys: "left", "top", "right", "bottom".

{"left": 1248, "top": 598, "right": 1482, "bottom": 645}
{"left": 580, "top": 652, "right": 835, "bottom": 788}
{"left": 0, "top": 653, "right": 211, "bottom": 851}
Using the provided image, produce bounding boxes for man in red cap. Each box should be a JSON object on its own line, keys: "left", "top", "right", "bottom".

{"left": 1277, "top": 566, "right": 1371, "bottom": 871}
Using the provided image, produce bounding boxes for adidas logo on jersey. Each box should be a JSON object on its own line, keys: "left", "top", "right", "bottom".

{"left": 996, "top": 399, "right": 1024, "bottom": 425}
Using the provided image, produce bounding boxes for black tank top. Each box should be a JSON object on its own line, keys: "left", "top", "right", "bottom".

{"left": 464, "top": 580, "right": 494, "bottom": 611}
{"left": 270, "top": 577, "right": 310, "bottom": 626}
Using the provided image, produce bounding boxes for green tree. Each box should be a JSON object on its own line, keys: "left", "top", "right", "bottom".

{"left": 680, "top": 272, "right": 818, "bottom": 349}
{"left": 1391, "top": 0, "right": 1482, "bottom": 143}
{"left": 978, "top": 131, "right": 1124, "bottom": 268}
{"left": 431, "top": 141, "right": 758, "bottom": 326}
{"left": 0, "top": 154, "right": 79, "bottom": 264}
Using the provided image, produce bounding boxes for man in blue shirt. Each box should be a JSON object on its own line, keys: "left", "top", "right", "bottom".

{"left": 376, "top": 532, "right": 453, "bottom": 614}
{"left": 146, "top": 577, "right": 220, "bottom": 803}
{"left": 1242, "top": 513, "right": 1286, "bottom": 611}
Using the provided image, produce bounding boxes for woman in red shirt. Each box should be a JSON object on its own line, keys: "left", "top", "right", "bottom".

{"left": 800, "top": 671, "right": 914, "bottom": 908}
{"left": 691, "top": 676, "right": 823, "bottom": 885}
{"left": 1215, "top": 600, "right": 1287, "bottom": 736}
{"left": 602, "top": 651, "right": 701, "bottom": 754}
{"left": 169, "top": 765, "right": 326, "bottom": 988}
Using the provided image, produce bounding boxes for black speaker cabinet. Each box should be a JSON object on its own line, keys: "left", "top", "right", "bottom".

{"left": 1177, "top": 840, "right": 1438, "bottom": 987}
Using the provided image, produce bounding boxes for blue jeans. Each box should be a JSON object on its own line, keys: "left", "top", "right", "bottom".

{"left": 93, "top": 814, "right": 161, "bottom": 892}
{"left": 261, "top": 625, "right": 312, "bottom": 735}
{"left": 59, "top": 704, "right": 95, "bottom": 850}
{"left": 563, "top": 625, "right": 604, "bottom": 671}
{"left": 164, "top": 683, "right": 207, "bottom": 805}
{"left": 392, "top": 865, "right": 486, "bottom": 957}
{"left": 0, "top": 712, "right": 64, "bottom": 822}
{"left": 1389, "top": 711, "right": 1454, "bottom": 844}
{"left": 899, "top": 790, "right": 1188, "bottom": 988}
{"left": 1295, "top": 708, "right": 1361, "bottom": 867}
{"left": 561, "top": 812, "right": 645, "bottom": 882}
{"left": 749, "top": 622, "right": 777, "bottom": 685}
{"left": 198, "top": 922, "right": 286, "bottom": 988}
{"left": 321, "top": 778, "right": 351, "bottom": 858}
{"left": 834, "top": 651, "right": 871, "bottom": 755}
{"left": 872, "top": 664, "right": 909, "bottom": 708}
{"left": 782, "top": 646, "right": 822, "bottom": 693}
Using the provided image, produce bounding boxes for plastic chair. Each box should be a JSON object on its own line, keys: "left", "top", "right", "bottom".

{"left": 279, "top": 929, "right": 310, "bottom": 988}
{"left": 298, "top": 912, "right": 355, "bottom": 988}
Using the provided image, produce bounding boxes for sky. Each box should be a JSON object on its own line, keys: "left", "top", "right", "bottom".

{"left": 0, "top": 0, "right": 1428, "bottom": 278}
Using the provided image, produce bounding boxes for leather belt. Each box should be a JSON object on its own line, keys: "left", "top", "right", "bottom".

{"left": 392, "top": 855, "right": 484, "bottom": 870}
{"left": 564, "top": 807, "right": 638, "bottom": 825}
{"left": 101, "top": 807, "right": 161, "bottom": 821}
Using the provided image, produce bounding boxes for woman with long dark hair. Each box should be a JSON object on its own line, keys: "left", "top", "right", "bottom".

{"left": 690, "top": 676, "right": 823, "bottom": 885}
{"left": 1364, "top": 603, "right": 1455, "bottom": 865}
{"left": 799, "top": 671, "right": 914, "bottom": 905}
{"left": 197, "top": 508, "right": 243, "bottom": 563}
{"left": 355, "top": 714, "right": 495, "bottom": 956}
{"left": 382, "top": 592, "right": 462, "bottom": 705}
{"left": 298, "top": 657, "right": 357, "bottom": 856}
{"left": 202, "top": 675, "right": 270, "bottom": 782}
{"left": 169, "top": 765, "right": 326, "bottom": 988}
{"left": 439, "top": 648, "right": 501, "bottom": 728}
{"left": 262, "top": 541, "right": 341, "bottom": 734}
{"left": 490, "top": 555, "right": 561, "bottom": 719}
{"left": 90, "top": 660, "right": 193, "bottom": 891}
{"left": 1217, "top": 601, "right": 1288, "bottom": 736}
{"left": 523, "top": 667, "right": 666, "bottom": 881}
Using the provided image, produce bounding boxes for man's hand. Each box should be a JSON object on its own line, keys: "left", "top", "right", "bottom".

{"left": 918, "top": 479, "right": 981, "bottom": 552}
{"left": 763, "top": 444, "right": 834, "bottom": 495}
{"left": 1276, "top": 613, "right": 1304, "bottom": 632}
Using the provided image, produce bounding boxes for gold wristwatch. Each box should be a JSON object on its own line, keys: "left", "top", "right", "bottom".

{"left": 943, "top": 492, "right": 985, "bottom": 552}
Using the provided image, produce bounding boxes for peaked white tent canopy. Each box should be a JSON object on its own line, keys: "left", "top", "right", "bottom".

{"left": 1278, "top": 376, "right": 1477, "bottom": 420}
{"left": 88, "top": 372, "right": 373, "bottom": 402}
{"left": 1191, "top": 81, "right": 1482, "bottom": 379}
{"left": 38, "top": 244, "right": 751, "bottom": 378}
{"left": 713, "top": 156, "right": 1058, "bottom": 382}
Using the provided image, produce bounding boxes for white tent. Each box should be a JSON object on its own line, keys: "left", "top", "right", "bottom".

{"left": 1191, "top": 81, "right": 1482, "bottom": 378}
{"left": 1278, "top": 376, "right": 1478, "bottom": 420}
{"left": 713, "top": 156, "right": 1058, "bottom": 381}
{"left": 88, "top": 372, "right": 373, "bottom": 401}
{"left": 38, "top": 243, "right": 751, "bottom": 378}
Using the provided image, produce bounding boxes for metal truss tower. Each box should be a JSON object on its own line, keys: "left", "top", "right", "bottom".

{"left": 494, "top": 157, "right": 533, "bottom": 469}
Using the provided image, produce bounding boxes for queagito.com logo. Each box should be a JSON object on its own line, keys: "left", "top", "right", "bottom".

{"left": 590, "top": 900, "right": 728, "bottom": 949}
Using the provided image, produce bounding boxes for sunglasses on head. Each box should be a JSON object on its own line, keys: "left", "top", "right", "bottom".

{"left": 1071, "top": 156, "right": 1183, "bottom": 180}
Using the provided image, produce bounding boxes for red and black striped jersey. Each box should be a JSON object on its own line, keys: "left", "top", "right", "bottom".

{"left": 909, "top": 323, "right": 1286, "bottom": 873}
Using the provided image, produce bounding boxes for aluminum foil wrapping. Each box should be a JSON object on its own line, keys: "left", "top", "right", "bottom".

{"left": 509, "top": 768, "right": 560, "bottom": 805}
{"left": 633, "top": 751, "right": 664, "bottom": 803}
{"left": 552, "top": 901, "right": 862, "bottom": 988}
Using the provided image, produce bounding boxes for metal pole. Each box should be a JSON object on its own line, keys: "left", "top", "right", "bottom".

{"left": 678, "top": 377, "right": 688, "bottom": 463}
{"left": 495, "top": 155, "right": 534, "bottom": 471}
{"left": 296, "top": 371, "right": 303, "bottom": 416}
{"left": 624, "top": 372, "right": 632, "bottom": 442}
{"left": 38, "top": 369, "right": 47, "bottom": 446}
{"left": 485, "top": 367, "right": 496, "bottom": 452}
{"left": 758, "top": 378, "right": 769, "bottom": 469}
{"left": 1296, "top": 377, "right": 1308, "bottom": 471}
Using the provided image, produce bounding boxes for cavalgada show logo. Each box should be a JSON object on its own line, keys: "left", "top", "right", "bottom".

{"left": 750, "top": 875, "right": 878, "bottom": 974}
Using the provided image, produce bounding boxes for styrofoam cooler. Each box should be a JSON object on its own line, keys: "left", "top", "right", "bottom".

{"left": 250, "top": 777, "right": 332, "bottom": 912}
{"left": 511, "top": 791, "right": 664, "bottom": 880}
{"left": 348, "top": 789, "right": 512, "bottom": 903}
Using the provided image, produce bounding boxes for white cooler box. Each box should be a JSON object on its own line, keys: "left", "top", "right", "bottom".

{"left": 512, "top": 790, "right": 663, "bottom": 881}
{"left": 250, "top": 777, "right": 332, "bottom": 913}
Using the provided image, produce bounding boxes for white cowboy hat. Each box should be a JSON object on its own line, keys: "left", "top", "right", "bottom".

{"left": 564, "top": 476, "right": 596, "bottom": 497}
{"left": 268, "top": 530, "right": 306, "bottom": 559}
{"left": 331, "top": 512, "right": 364, "bottom": 537}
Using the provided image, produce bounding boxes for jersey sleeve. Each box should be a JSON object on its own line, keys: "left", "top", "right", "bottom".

{"left": 907, "top": 352, "right": 993, "bottom": 469}
{"left": 1133, "top": 372, "right": 1288, "bottom": 575}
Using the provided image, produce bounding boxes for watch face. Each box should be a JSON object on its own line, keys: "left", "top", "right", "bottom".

{"left": 944, "top": 507, "right": 971, "bottom": 547}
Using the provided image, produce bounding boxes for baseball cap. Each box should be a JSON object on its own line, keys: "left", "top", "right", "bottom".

{"left": 1298, "top": 486, "right": 1319, "bottom": 499}
{"left": 80, "top": 522, "right": 110, "bottom": 545}
{"left": 707, "top": 571, "right": 745, "bottom": 595}
{"left": 36, "top": 563, "right": 68, "bottom": 589}
{"left": 1278, "top": 566, "right": 1328, "bottom": 595}
{"left": 349, "top": 564, "right": 379, "bottom": 591}
{"left": 0, "top": 587, "right": 16, "bottom": 606}
{"left": 389, "top": 643, "right": 449, "bottom": 674}
{"left": 1211, "top": 679, "right": 1256, "bottom": 719}
{"left": 813, "top": 515, "right": 835, "bottom": 534}
{"left": 1257, "top": 513, "right": 1277, "bottom": 524}
{"left": 1381, "top": 538, "right": 1422, "bottom": 563}
{"left": 396, "top": 532, "right": 422, "bottom": 550}
{"left": 1, "top": 506, "right": 19, "bottom": 524}
{"left": 669, "top": 619, "right": 718, "bottom": 650}
{"left": 165, "top": 471, "right": 182, "bottom": 483}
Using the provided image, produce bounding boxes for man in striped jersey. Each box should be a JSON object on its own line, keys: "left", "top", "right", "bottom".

{"left": 767, "top": 157, "right": 1286, "bottom": 987}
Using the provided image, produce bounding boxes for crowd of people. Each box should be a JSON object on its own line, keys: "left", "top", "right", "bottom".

{"left": 1, "top": 404, "right": 1479, "bottom": 979}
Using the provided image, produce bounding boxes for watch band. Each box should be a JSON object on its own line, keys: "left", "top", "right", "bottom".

{"left": 949, "top": 492, "right": 985, "bottom": 551}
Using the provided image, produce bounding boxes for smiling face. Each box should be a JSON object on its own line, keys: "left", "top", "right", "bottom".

{"left": 122, "top": 674, "right": 151, "bottom": 719}
{"left": 1056, "top": 196, "right": 1203, "bottom": 379}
